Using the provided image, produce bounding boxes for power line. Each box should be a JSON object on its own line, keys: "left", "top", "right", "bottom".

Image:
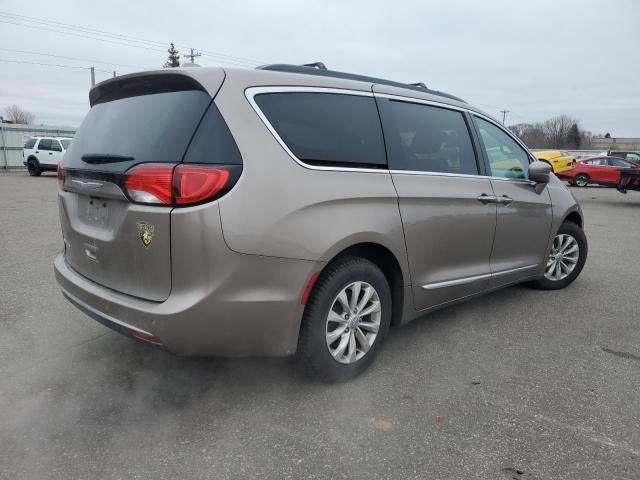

{"left": 0, "top": 47, "right": 148, "bottom": 70}
{"left": 0, "top": 58, "right": 111, "bottom": 74}
{"left": 0, "top": 11, "right": 169, "bottom": 49}
{"left": 0, "top": 11, "right": 263, "bottom": 66}
{"left": 0, "top": 10, "right": 263, "bottom": 65}
{"left": 0, "top": 19, "right": 167, "bottom": 53}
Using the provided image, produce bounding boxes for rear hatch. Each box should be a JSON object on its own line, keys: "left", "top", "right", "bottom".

{"left": 59, "top": 72, "right": 228, "bottom": 301}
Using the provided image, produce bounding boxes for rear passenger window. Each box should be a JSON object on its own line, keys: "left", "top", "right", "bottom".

{"left": 254, "top": 92, "right": 386, "bottom": 168}
{"left": 50, "top": 140, "right": 62, "bottom": 152}
{"left": 378, "top": 99, "right": 479, "bottom": 175}
{"left": 38, "top": 139, "right": 51, "bottom": 151}
{"left": 610, "top": 159, "right": 631, "bottom": 168}
{"left": 24, "top": 138, "right": 36, "bottom": 149}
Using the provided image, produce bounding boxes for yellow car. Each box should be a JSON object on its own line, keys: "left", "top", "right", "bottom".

{"left": 533, "top": 150, "right": 575, "bottom": 174}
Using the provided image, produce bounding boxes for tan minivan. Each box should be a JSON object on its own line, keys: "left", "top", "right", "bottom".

{"left": 54, "top": 64, "right": 587, "bottom": 381}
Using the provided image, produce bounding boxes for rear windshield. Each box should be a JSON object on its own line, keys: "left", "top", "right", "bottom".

{"left": 64, "top": 90, "right": 212, "bottom": 172}
{"left": 24, "top": 138, "right": 37, "bottom": 149}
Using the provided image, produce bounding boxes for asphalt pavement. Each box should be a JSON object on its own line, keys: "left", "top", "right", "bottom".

{"left": 0, "top": 172, "right": 639, "bottom": 479}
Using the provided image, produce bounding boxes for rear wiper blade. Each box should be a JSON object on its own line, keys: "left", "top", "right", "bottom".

{"left": 81, "top": 154, "right": 134, "bottom": 164}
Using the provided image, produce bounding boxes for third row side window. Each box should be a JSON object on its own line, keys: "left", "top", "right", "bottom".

{"left": 378, "top": 99, "right": 479, "bottom": 175}
{"left": 255, "top": 92, "right": 387, "bottom": 168}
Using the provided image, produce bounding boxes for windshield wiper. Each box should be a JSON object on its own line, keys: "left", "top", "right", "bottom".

{"left": 81, "top": 154, "right": 134, "bottom": 164}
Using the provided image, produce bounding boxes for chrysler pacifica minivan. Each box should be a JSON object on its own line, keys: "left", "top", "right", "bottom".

{"left": 54, "top": 64, "right": 587, "bottom": 380}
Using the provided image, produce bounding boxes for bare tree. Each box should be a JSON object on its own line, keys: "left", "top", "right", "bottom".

{"left": 509, "top": 116, "right": 595, "bottom": 150}
{"left": 580, "top": 130, "right": 594, "bottom": 149}
{"left": 4, "top": 104, "right": 35, "bottom": 124}
{"left": 543, "top": 115, "right": 577, "bottom": 148}
{"left": 509, "top": 122, "right": 547, "bottom": 148}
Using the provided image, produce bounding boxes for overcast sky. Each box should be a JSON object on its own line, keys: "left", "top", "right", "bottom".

{"left": 1, "top": 0, "right": 639, "bottom": 136}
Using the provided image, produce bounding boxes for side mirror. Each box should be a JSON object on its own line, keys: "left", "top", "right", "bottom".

{"left": 528, "top": 160, "right": 552, "bottom": 184}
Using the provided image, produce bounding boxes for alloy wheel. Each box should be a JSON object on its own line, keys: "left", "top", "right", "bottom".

{"left": 575, "top": 174, "right": 589, "bottom": 187}
{"left": 325, "top": 281, "right": 381, "bottom": 364}
{"left": 544, "top": 233, "right": 580, "bottom": 281}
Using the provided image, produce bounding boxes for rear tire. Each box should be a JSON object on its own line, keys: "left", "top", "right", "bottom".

{"left": 298, "top": 256, "right": 392, "bottom": 382}
{"left": 574, "top": 173, "right": 589, "bottom": 187}
{"left": 529, "top": 221, "right": 587, "bottom": 290}
{"left": 27, "top": 159, "right": 41, "bottom": 177}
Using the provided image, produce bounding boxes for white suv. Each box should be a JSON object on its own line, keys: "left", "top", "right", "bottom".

{"left": 23, "top": 137, "right": 72, "bottom": 176}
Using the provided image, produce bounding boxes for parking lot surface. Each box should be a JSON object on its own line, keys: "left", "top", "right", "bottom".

{"left": 1, "top": 171, "right": 639, "bottom": 479}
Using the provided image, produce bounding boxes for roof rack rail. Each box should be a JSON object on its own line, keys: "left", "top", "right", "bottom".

{"left": 255, "top": 64, "right": 465, "bottom": 103}
{"left": 301, "top": 62, "right": 327, "bottom": 70}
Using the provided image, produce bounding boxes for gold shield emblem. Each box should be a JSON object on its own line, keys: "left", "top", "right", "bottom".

{"left": 136, "top": 222, "right": 155, "bottom": 248}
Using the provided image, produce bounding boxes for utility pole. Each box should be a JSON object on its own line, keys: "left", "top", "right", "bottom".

{"left": 183, "top": 48, "right": 201, "bottom": 64}
{"left": 113, "top": 71, "right": 117, "bottom": 78}
{"left": 500, "top": 109, "right": 509, "bottom": 125}
{"left": 90, "top": 66, "right": 95, "bottom": 87}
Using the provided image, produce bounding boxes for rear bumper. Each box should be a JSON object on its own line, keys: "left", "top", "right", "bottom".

{"left": 62, "top": 289, "right": 166, "bottom": 349}
{"left": 54, "top": 248, "right": 322, "bottom": 357}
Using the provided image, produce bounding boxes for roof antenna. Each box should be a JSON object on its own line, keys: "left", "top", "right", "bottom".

{"left": 302, "top": 62, "right": 327, "bottom": 70}
{"left": 410, "top": 82, "right": 428, "bottom": 89}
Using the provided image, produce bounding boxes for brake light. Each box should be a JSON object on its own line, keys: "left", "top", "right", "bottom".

{"left": 57, "top": 161, "right": 65, "bottom": 187}
{"left": 124, "top": 164, "right": 234, "bottom": 206}
{"left": 174, "top": 165, "right": 230, "bottom": 205}
{"left": 125, "top": 164, "right": 174, "bottom": 204}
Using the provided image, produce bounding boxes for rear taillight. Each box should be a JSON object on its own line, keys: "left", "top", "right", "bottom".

{"left": 174, "top": 165, "right": 230, "bottom": 205}
{"left": 57, "top": 161, "right": 64, "bottom": 187}
{"left": 125, "top": 164, "right": 174, "bottom": 204}
{"left": 124, "top": 164, "right": 237, "bottom": 207}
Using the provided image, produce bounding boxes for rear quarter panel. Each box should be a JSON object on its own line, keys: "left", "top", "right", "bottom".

{"left": 212, "top": 70, "right": 410, "bottom": 284}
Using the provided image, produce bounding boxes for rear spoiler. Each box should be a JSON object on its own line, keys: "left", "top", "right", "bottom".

{"left": 89, "top": 71, "right": 207, "bottom": 106}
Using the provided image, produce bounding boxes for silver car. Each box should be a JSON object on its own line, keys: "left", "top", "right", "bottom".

{"left": 54, "top": 64, "right": 587, "bottom": 381}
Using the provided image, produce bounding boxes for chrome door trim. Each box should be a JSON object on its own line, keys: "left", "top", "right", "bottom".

{"left": 421, "top": 264, "right": 539, "bottom": 290}
{"left": 421, "top": 272, "right": 492, "bottom": 290}
{"left": 373, "top": 92, "right": 533, "bottom": 157}
{"left": 389, "top": 169, "right": 536, "bottom": 186}
{"left": 389, "top": 169, "right": 489, "bottom": 180}
{"left": 374, "top": 92, "right": 470, "bottom": 113}
{"left": 244, "top": 86, "right": 388, "bottom": 174}
{"left": 492, "top": 264, "right": 539, "bottom": 277}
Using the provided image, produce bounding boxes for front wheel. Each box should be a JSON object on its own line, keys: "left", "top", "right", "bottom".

{"left": 529, "top": 221, "right": 587, "bottom": 290}
{"left": 298, "top": 256, "right": 392, "bottom": 382}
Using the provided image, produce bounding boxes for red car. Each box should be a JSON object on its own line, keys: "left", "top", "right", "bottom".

{"left": 562, "top": 156, "right": 640, "bottom": 187}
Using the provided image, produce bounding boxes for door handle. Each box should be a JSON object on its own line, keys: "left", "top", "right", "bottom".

{"left": 476, "top": 194, "right": 498, "bottom": 204}
{"left": 49, "top": 152, "right": 53, "bottom": 155}
{"left": 496, "top": 195, "right": 513, "bottom": 205}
